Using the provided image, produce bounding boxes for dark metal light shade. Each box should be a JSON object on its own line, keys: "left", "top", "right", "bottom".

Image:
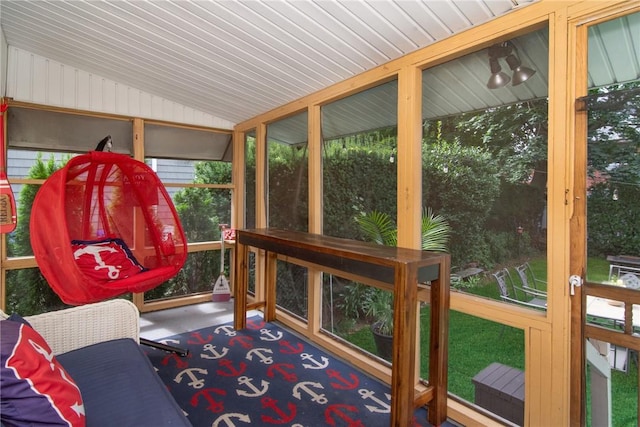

{"left": 512, "top": 66, "right": 537, "bottom": 86}
{"left": 506, "top": 54, "right": 537, "bottom": 86}
{"left": 487, "top": 57, "right": 510, "bottom": 89}
{"left": 487, "top": 41, "right": 537, "bottom": 89}
{"left": 487, "top": 71, "right": 511, "bottom": 89}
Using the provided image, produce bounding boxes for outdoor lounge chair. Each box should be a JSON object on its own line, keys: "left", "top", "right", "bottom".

{"left": 515, "top": 262, "right": 547, "bottom": 293}
{"left": 493, "top": 268, "right": 546, "bottom": 310}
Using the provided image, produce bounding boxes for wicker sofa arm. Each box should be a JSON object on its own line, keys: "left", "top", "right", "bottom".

{"left": 1, "top": 299, "right": 140, "bottom": 356}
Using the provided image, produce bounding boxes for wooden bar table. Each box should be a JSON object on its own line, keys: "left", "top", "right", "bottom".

{"left": 233, "top": 228, "right": 450, "bottom": 426}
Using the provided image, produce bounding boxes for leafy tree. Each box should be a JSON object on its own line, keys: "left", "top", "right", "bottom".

{"left": 422, "top": 140, "right": 501, "bottom": 266}
{"left": 432, "top": 98, "right": 549, "bottom": 186}
{"left": 586, "top": 83, "right": 640, "bottom": 257}
{"left": 145, "top": 161, "right": 232, "bottom": 300}
{"left": 7, "top": 154, "right": 67, "bottom": 315}
{"left": 194, "top": 160, "right": 233, "bottom": 225}
{"left": 323, "top": 146, "right": 397, "bottom": 240}
{"left": 425, "top": 99, "right": 550, "bottom": 263}
{"left": 268, "top": 142, "right": 309, "bottom": 231}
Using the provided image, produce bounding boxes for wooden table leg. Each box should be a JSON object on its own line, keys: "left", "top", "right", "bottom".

{"left": 428, "top": 258, "right": 450, "bottom": 425}
{"left": 233, "top": 241, "right": 248, "bottom": 330}
{"left": 391, "top": 264, "right": 418, "bottom": 426}
{"left": 264, "top": 251, "right": 277, "bottom": 322}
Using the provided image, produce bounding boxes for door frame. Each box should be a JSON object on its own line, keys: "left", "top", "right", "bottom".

{"left": 569, "top": 5, "right": 640, "bottom": 426}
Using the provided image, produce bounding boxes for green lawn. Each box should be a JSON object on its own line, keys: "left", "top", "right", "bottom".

{"left": 347, "top": 305, "right": 524, "bottom": 403}
{"left": 344, "top": 257, "right": 637, "bottom": 425}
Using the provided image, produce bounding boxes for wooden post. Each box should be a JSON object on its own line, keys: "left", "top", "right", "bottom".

{"left": 233, "top": 240, "right": 249, "bottom": 330}
{"left": 429, "top": 255, "right": 450, "bottom": 425}
{"left": 391, "top": 263, "right": 418, "bottom": 425}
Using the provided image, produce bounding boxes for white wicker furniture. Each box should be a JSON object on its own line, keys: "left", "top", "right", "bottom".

{"left": 0, "top": 299, "right": 139, "bottom": 356}
{"left": 1, "top": 299, "right": 192, "bottom": 426}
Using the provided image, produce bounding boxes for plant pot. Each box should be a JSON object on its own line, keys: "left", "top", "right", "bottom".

{"left": 371, "top": 322, "right": 393, "bottom": 361}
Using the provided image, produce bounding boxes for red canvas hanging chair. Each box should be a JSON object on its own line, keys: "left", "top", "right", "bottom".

{"left": 30, "top": 149, "right": 187, "bottom": 305}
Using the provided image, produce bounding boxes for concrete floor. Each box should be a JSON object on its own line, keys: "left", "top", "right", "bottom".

{"left": 139, "top": 300, "right": 237, "bottom": 340}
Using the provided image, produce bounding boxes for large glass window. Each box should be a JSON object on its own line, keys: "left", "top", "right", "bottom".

{"left": 143, "top": 123, "right": 233, "bottom": 303}
{"left": 422, "top": 29, "right": 549, "bottom": 296}
{"left": 245, "top": 131, "right": 256, "bottom": 230}
{"left": 583, "top": 12, "right": 640, "bottom": 426}
{"left": 1, "top": 106, "right": 233, "bottom": 312}
{"left": 4, "top": 147, "right": 98, "bottom": 314}
{"left": 322, "top": 80, "right": 398, "bottom": 240}
{"left": 420, "top": 27, "right": 549, "bottom": 419}
{"left": 267, "top": 112, "right": 309, "bottom": 232}
{"left": 267, "top": 112, "right": 309, "bottom": 319}
{"left": 320, "top": 80, "right": 398, "bottom": 357}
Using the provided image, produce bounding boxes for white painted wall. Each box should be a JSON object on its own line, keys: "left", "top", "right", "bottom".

{"left": 5, "top": 46, "right": 234, "bottom": 130}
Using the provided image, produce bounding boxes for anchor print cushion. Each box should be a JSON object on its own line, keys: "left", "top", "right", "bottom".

{"left": 0, "top": 319, "right": 86, "bottom": 427}
{"left": 71, "top": 238, "right": 145, "bottom": 284}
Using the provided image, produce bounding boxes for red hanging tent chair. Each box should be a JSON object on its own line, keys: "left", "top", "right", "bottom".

{"left": 30, "top": 147, "right": 187, "bottom": 306}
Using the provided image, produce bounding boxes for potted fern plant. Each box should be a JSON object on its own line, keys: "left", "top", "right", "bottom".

{"left": 355, "top": 208, "right": 450, "bottom": 360}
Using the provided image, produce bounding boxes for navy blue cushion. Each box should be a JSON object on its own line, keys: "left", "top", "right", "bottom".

{"left": 57, "top": 339, "right": 190, "bottom": 427}
{"left": 6, "top": 313, "right": 31, "bottom": 326}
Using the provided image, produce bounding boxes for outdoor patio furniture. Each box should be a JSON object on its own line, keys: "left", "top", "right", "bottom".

{"left": 451, "top": 266, "right": 484, "bottom": 286}
{"left": 473, "top": 362, "right": 524, "bottom": 425}
{"left": 515, "top": 262, "right": 547, "bottom": 292}
{"left": 0, "top": 300, "right": 191, "bottom": 427}
{"left": 586, "top": 295, "right": 640, "bottom": 373}
{"left": 606, "top": 255, "right": 640, "bottom": 282}
{"left": 493, "top": 268, "right": 547, "bottom": 310}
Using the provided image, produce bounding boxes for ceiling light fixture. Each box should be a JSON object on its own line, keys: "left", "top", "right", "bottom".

{"left": 487, "top": 41, "right": 536, "bottom": 89}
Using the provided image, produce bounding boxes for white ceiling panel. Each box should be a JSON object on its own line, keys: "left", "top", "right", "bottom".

{"left": 588, "top": 13, "right": 640, "bottom": 87}
{"left": 1, "top": 0, "right": 537, "bottom": 125}
{"left": 3, "top": 0, "right": 636, "bottom": 135}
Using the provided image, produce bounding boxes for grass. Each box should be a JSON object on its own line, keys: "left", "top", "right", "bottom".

{"left": 347, "top": 305, "right": 524, "bottom": 404}
{"left": 343, "top": 256, "right": 638, "bottom": 425}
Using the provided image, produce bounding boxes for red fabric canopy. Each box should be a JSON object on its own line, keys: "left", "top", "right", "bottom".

{"left": 31, "top": 151, "right": 187, "bottom": 305}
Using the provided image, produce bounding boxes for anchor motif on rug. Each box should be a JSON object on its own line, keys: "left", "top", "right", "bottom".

{"left": 146, "top": 315, "right": 434, "bottom": 427}
{"left": 260, "top": 397, "right": 296, "bottom": 424}
{"left": 212, "top": 413, "right": 251, "bottom": 427}
{"left": 215, "top": 325, "right": 237, "bottom": 337}
{"left": 236, "top": 375, "right": 269, "bottom": 397}
{"left": 201, "top": 343, "right": 229, "bottom": 360}
{"left": 266, "top": 363, "right": 297, "bottom": 382}
{"left": 292, "top": 381, "right": 328, "bottom": 404}
{"left": 175, "top": 367, "right": 208, "bottom": 389}
{"left": 191, "top": 388, "right": 227, "bottom": 413}
{"left": 260, "top": 328, "right": 283, "bottom": 341}
{"left": 358, "top": 389, "right": 391, "bottom": 413}
{"left": 300, "top": 352, "right": 329, "bottom": 369}
{"left": 216, "top": 359, "right": 247, "bottom": 377}
{"left": 246, "top": 347, "right": 273, "bottom": 364}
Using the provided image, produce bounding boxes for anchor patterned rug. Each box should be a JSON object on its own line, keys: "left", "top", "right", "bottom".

{"left": 145, "top": 315, "right": 447, "bottom": 427}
